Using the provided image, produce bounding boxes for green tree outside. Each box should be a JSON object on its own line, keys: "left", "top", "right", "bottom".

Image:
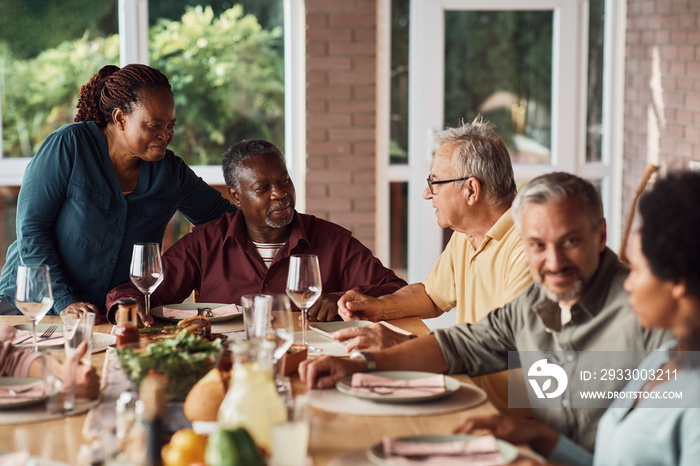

{"left": 0, "top": 4, "right": 284, "bottom": 166}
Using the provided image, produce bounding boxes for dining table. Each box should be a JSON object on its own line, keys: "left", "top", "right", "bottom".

{"left": 0, "top": 312, "right": 535, "bottom": 465}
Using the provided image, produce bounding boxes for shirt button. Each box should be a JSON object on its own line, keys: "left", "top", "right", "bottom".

{"left": 562, "top": 399, "right": 570, "bottom": 407}
{"left": 263, "top": 283, "right": 269, "bottom": 288}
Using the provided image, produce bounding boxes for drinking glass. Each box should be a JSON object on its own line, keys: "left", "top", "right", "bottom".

{"left": 129, "top": 243, "right": 164, "bottom": 324}
{"left": 285, "top": 254, "right": 322, "bottom": 353}
{"left": 267, "top": 294, "right": 295, "bottom": 390}
{"left": 15, "top": 264, "right": 54, "bottom": 352}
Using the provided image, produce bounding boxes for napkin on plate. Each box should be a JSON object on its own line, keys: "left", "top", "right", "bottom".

{"left": 161, "top": 303, "right": 240, "bottom": 319}
{"left": 350, "top": 373, "right": 446, "bottom": 397}
{"left": 11, "top": 328, "right": 64, "bottom": 347}
{"left": 0, "top": 380, "right": 44, "bottom": 403}
{"left": 382, "top": 435, "right": 506, "bottom": 466}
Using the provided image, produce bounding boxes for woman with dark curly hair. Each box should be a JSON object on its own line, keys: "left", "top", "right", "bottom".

{"left": 452, "top": 171, "right": 700, "bottom": 466}
{"left": 0, "top": 64, "right": 235, "bottom": 324}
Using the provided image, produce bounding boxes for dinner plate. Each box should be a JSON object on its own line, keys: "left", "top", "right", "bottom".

{"left": 0, "top": 378, "right": 46, "bottom": 410}
{"left": 13, "top": 324, "right": 64, "bottom": 349}
{"left": 366, "top": 434, "right": 519, "bottom": 465}
{"left": 151, "top": 303, "right": 242, "bottom": 323}
{"left": 310, "top": 320, "right": 374, "bottom": 340}
{"left": 335, "top": 371, "right": 460, "bottom": 404}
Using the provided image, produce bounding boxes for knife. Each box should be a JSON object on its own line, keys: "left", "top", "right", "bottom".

{"left": 12, "top": 335, "right": 63, "bottom": 346}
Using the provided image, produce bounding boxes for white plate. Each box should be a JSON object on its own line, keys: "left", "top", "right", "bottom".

{"left": 336, "top": 371, "right": 460, "bottom": 404}
{"left": 13, "top": 324, "right": 64, "bottom": 349}
{"left": 151, "top": 303, "right": 242, "bottom": 323}
{"left": 310, "top": 320, "right": 374, "bottom": 340}
{"left": 0, "top": 378, "right": 45, "bottom": 410}
{"left": 366, "top": 434, "right": 519, "bottom": 465}
{"left": 14, "top": 325, "right": 116, "bottom": 353}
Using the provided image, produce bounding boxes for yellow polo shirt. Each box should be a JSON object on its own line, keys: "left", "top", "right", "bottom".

{"left": 422, "top": 208, "right": 533, "bottom": 416}
{"left": 422, "top": 208, "right": 531, "bottom": 323}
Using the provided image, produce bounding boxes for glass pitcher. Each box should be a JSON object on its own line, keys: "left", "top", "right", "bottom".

{"left": 218, "top": 339, "right": 287, "bottom": 452}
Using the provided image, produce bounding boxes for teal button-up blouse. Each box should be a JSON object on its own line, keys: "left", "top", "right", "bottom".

{"left": 0, "top": 121, "right": 235, "bottom": 313}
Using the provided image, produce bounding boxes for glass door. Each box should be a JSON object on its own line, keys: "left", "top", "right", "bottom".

{"left": 406, "top": 0, "right": 582, "bottom": 284}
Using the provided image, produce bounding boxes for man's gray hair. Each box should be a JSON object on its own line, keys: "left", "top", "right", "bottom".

{"left": 222, "top": 139, "right": 285, "bottom": 189}
{"left": 431, "top": 115, "right": 516, "bottom": 207}
{"left": 512, "top": 172, "right": 604, "bottom": 232}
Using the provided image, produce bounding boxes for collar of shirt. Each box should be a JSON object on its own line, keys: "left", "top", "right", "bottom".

{"left": 532, "top": 248, "right": 628, "bottom": 331}
{"left": 225, "top": 210, "right": 311, "bottom": 256}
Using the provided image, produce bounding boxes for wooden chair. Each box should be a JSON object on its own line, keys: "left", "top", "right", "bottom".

{"left": 619, "top": 164, "right": 659, "bottom": 264}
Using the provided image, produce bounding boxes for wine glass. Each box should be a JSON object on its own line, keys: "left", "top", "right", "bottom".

{"left": 129, "top": 243, "right": 164, "bottom": 324}
{"left": 266, "top": 294, "right": 295, "bottom": 391}
{"left": 15, "top": 264, "right": 54, "bottom": 352}
{"left": 285, "top": 254, "right": 322, "bottom": 353}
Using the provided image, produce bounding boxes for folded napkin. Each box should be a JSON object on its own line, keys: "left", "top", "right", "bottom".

{"left": 11, "top": 328, "right": 64, "bottom": 347}
{"left": 161, "top": 303, "right": 240, "bottom": 319}
{"left": 350, "top": 373, "right": 446, "bottom": 397}
{"left": 382, "top": 435, "right": 506, "bottom": 466}
{"left": 0, "top": 380, "right": 44, "bottom": 404}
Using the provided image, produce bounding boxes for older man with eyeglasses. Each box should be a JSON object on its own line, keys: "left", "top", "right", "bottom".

{"left": 332, "top": 115, "right": 533, "bottom": 415}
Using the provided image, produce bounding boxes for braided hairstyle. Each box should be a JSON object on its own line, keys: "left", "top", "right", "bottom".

{"left": 75, "top": 64, "right": 172, "bottom": 127}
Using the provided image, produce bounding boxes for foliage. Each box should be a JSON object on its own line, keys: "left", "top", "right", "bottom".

{"left": 151, "top": 5, "right": 284, "bottom": 165}
{"left": 0, "top": 5, "right": 284, "bottom": 165}
{"left": 389, "top": 5, "right": 554, "bottom": 160}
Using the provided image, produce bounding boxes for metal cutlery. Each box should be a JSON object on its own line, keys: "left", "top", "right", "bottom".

{"left": 13, "top": 324, "right": 59, "bottom": 345}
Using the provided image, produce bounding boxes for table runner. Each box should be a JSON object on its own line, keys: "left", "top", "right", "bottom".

{"left": 308, "top": 382, "right": 487, "bottom": 416}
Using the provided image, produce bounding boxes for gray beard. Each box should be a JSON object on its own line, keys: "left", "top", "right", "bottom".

{"left": 542, "top": 278, "right": 585, "bottom": 304}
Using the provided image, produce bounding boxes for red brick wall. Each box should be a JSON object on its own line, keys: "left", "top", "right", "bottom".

{"left": 623, "top": 0, "right": 700, "bottom": 220}
{"left": 305, "top": 0, "right": 378, "bottom": 251}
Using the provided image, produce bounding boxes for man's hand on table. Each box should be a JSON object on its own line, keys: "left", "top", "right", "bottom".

{"left": 453, "top": 414, "right": 560, "bottom": 458}
{"left": 337, "top": 290, "right": 384, "bottom": 321}
{"left": 332, "top": 323, "right": 412, "bottom": 353}
{"left": 299, "top": 355, "right": 366, "bottom": 389}
{"left": 61, "top": 302, "right": 104, "bottom": 324}
{"left": 306, "top": 294, "right": 342, "bottom": 322}
{"left": 135, "top": 302, "right": 154, "bottom": 327}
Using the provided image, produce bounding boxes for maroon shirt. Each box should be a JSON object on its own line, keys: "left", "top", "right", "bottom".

{"left": 106, "top": 211, "right": 407, "bottom": 313}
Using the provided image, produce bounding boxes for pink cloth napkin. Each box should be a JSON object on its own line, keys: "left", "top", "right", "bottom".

{"left": 11, "top": 328, "right": 64, "bottom": 347}
{"left": 161, "top": 303, "right": 240, "bottom": 319}
{"left": 379, "top": 321, "right": 413, "bottom": 335}
{"left": 382, "top": 435, "right": 506, "bottom": 465}
{"left": 0, "top": 380, "right": 44, "bottom": 405}
{"left": 350, "top": 373, "right": 446, "bottom": 397}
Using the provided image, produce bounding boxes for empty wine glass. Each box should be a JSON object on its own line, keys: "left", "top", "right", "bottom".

{"left": 266, "top": 294, "right": 295, "bottom": 391}
{"left": 15, "top": 264, "right": 54, "bottom": 352}
{"left": 285, "top": 254, "right": 322, "bottom": 353}
{"left": 129, "top": 243, "right": 164, "bottom": 325}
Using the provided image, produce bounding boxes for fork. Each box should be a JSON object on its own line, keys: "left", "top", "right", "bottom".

{"left": 14, "top": 324, "right": 58, "bottom": 345}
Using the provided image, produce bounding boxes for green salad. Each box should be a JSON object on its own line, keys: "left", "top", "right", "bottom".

{"left": 116, "top": 331, "right": 223, "bottom": 401}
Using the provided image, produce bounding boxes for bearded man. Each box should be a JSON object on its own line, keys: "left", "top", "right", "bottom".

{"left": 106, "top": 139, "right": 406, "bottom": 321}
{"left": 299, "top": 172, "right": 670, "bottom": 452}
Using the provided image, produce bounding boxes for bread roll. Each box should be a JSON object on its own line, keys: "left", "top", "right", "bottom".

{"left": 183, "top": 367, "right": 231, "bottom": 422}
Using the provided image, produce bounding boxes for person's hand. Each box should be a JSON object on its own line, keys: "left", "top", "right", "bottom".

{"left": 453, "top": 414, "right": 559, "bottom": 456}
{"left": 134, "top": 301, "right": 154, "bottom": 328}
{"left": 61, "top": 302, "right": 104, "bottom": 324}
{"left": 333, "top": 323, "right": 412, "bottom": 352}
{"left": 69, "top": 341, "right": 100, "bottom": 399}
{"left": 337, "top": 290, "right": 383, "bottom": 321}
{"left": 299, "top": 355, "right": 366, "bottom": 389}
{"left": 307, "top": 294, "right": 342, "bottom": 322}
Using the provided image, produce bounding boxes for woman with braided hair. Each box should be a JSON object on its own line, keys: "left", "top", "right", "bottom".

{"left": 0, "top": 64, "right": 235, "bottom": 324}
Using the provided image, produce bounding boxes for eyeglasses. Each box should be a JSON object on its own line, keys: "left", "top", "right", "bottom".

{"left": 426, "top": 174, "right": 477, "bottom": 195}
